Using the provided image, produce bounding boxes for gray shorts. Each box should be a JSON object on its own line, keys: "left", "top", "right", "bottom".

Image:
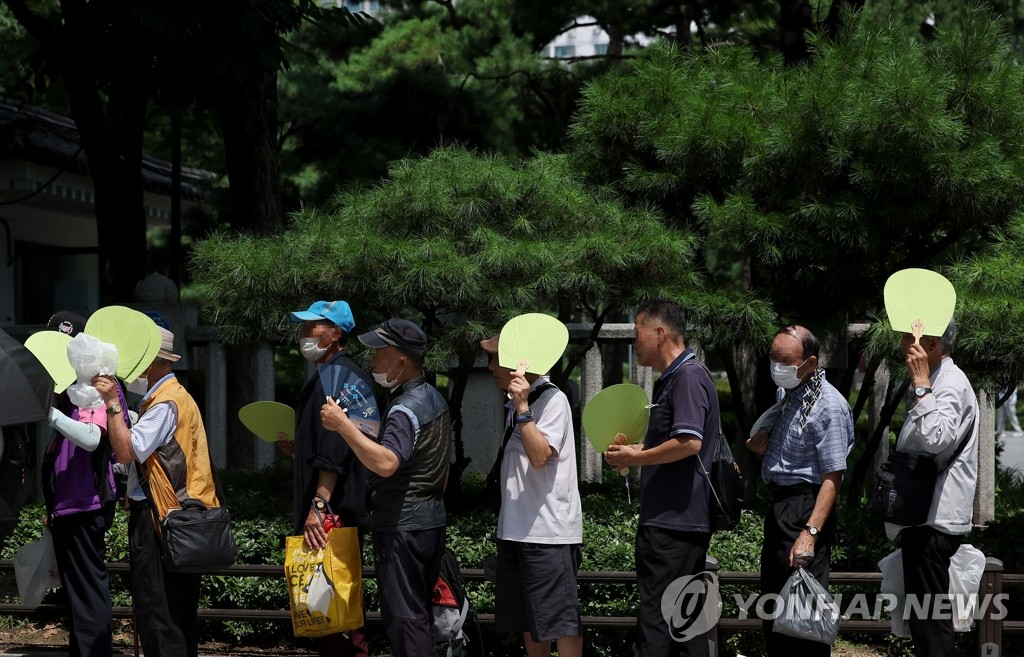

{"left": 495, "top": 540, "right": 582, "bottom": 642}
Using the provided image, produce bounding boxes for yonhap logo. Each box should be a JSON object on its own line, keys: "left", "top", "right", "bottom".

{"left": 660, "top": 571, "right": 722, "bottom": 642}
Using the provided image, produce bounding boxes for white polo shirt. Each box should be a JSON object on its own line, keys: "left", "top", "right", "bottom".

{"left": 497, "top": 376, "right": 583, "bottom": 544}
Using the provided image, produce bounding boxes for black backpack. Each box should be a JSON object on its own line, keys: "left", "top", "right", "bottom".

{"left": 698, "top": 432, "right": 744, "bottom": 531}
{"left": 432, "top": 548, "right": 482, "bottom": 657}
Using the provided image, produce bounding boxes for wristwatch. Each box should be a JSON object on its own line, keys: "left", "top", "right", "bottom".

{"left": 804, "top": 524, "right": 820, "bottom": 537}
{"left": 312, "top": 497, "right": 328, "bottom": 512}
{"left": 914, "top": 386, "right": 932, "bottom": 398}
{"left": 514, "top": 409, "right": 534, "bottom": 425}
{"left": 106, "top": 403, "right": 122, "bottom": 416}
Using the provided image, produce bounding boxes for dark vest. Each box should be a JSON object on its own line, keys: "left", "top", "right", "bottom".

{"left": 371, "top": 376, "right": 451, "bottom": 531}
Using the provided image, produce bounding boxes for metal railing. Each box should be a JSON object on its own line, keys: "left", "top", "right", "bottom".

{"left": 1, "top": 558, "right": 1019, "bottom": 655}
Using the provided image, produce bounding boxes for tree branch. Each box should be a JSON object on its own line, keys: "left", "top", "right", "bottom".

{"left": 551, "top": 20, "right": 601, "bottom": 39}
{"left": 430, "top": 0, "right": 461, "bottom": 29}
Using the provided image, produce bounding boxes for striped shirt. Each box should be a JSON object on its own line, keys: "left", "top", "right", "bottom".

{"left": 761, "top": 375, "right": 854, "bottom": 486}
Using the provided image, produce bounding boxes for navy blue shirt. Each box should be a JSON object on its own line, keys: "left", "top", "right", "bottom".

{"left": 639, "top": 350, "right": 720, "bottom": 532}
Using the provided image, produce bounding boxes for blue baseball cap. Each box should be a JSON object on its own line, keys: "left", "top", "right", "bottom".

{"left": 288, "top": 300, "right": 356, "bottom": 333}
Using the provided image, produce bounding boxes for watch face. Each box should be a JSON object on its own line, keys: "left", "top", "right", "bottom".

{"left": 915, "top": 386, "right": 926, "bottom": 396}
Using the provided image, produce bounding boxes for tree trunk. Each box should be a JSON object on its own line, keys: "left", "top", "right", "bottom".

{"left": 778, "top": 0, "right": 813, "bottom": 64}
{"left": 211, "top": 61, "right": 283, "bottom": 235}
{"left": 61, "top": 62, "right": 149, "bottom": 303}
{"left": 443, "top": 360, "right": 473, "bottom": 513}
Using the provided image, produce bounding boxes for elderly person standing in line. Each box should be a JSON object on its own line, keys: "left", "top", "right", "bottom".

{"left": 604, "top": 297, "right": 720, "bottom": 657}
{"left": 321, "top": 319, "right": 451, "bottom": 657}
{"left": 887, "top": 319, "right": 979, "bottom": 657}
{"left": 481, "top": 334, "right": 583, "bottom": 657}
{"left": 746, "top": 325, "right": 854, "bottom": 657}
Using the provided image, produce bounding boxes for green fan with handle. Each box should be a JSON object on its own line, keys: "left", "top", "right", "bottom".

{"left": 884, "top": 268, "right": 957, "bottom": 344}
{"left": 239, "top": 401, "right": 295, "bottom": 443}
{"left": 582, "top": 384, "right": 651, "bottom": 452}
{"left": 582, "top": 383, "right": 650, "bottom": 501}
{"left": 85, "top": 306, "right": 163, "bottom": 382}
{"left": 24, "top": 331, "right": 76, "bottom": 394}
{"left": 498, "top": 313, "right": 569, "bottom": 375}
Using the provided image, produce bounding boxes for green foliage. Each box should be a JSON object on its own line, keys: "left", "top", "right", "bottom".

{"left": 278, "top": 0, "right": 592, "bottom": 205}
{"left": 192, "top": 145, "right": 701, "bottom": 363}
{"left": 571, "top": 5, "right": 1024, "bottom": 363}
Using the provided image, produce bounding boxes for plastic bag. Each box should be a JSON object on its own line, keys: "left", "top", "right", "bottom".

{"left": 65, "top": 333, "right": 118, "bottom": 408}
{"left": 878, "top": 548, "right": 910, "bottom": 637}
{"left": 14, "top": 530, "right": 61, "bottom": 608}
{"left": 949, "top": 544, "right": 985, "bottom": 632}
{"left": 772, "top": 567, "right": 840, "bottom": 645}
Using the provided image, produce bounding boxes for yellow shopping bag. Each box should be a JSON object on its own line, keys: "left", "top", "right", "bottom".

{"left": 284, "top": 528, "right": 363, "bottom": 637}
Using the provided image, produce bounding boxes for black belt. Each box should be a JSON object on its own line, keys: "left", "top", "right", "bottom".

{"left": 768, "top": 482, "right": 820, "bottom": 499}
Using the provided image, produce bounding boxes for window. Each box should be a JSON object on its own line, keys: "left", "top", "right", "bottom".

{"left": 594, "top": 43, "right": 609, "bottom": 56}
{"left": 554, "top": 45, "right": 576, "bottom": 58}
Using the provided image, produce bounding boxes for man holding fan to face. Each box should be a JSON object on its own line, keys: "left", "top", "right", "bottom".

{"left": 480, "top": 331, "right": 583, "bottom": 657}
{"left": 883, "top": 268, "right": 979, "bottom": 657}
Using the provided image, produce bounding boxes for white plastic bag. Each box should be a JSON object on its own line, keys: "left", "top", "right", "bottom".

{"left": 878, "top": 548, "right": 911, "bottom": 637}
{"left": 65, "top": 333, "right": 118, "bottom": 408}
{"left": 773, "top": 567, "right": 841, "bottom": 645}
{"left": 949, "top": 544, "right": 985, "bottom": 632}
{"left": 14, "top": 530, "right": 61, "bottom": 608}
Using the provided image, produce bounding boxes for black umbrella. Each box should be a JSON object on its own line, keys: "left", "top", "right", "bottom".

{"left": 0, "top": 328, "right": 53, "bottom": 426}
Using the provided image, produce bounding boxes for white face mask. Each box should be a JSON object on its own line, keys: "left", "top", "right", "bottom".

{"left": 299, "top": 337, "right": 329, "bottom": 362}
{"left": 372, "top": 363, "right": 403, "bottom": 389}
{"left": 126, "top": 375, "right": 149, "bottom": 396}
{"left": 770, "top": 358, "right": 808, "bottom": 390}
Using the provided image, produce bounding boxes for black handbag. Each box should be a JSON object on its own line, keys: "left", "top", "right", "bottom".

{"left": 868, "top": 429, "right": 972, "bottom": 525}
{"left": 161, "top": 498, "right": 238, "bottom": 573}
{"left": 868, "top": 451, "right": 938, "bottom": 525}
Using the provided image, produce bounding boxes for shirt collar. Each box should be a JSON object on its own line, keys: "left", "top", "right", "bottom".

{"left": 659, "top": 349, "right": 695, "bottom": 380}
{"left": 142, "top": 373, "right": 176, "bottom": 403}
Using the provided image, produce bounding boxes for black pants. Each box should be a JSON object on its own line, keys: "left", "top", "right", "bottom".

{"left": 128, "top": 502, "right": 201, "bottom": 657}
{"left": 901, "top": 525, "right": 961, "bottom": 657}
{"left": 373, "top": 527, "right": 445, "bottom": 657}
{"left": 635, "top": 525, "right": 712, "bottom": 657}
{"left": 759, "top": 485, "right": 835, "bottom": 657}
{"left": 51, "top": 504, "right": 115, "bottom": 657}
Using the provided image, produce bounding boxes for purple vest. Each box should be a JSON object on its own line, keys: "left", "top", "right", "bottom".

{"left": 51, "top": 392, "right": 124, "bottom": 517}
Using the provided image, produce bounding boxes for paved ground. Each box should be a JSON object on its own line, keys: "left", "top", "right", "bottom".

{"left": 998, "top": 432, "right": 1024, "bottom": 475}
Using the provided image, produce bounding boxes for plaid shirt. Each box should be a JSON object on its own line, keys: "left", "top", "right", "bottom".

{"left": 761, "top": 376, "right": 854, "bottom": 486}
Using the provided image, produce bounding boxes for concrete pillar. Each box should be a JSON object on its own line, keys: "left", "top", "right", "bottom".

{"left": 253, "top": 343, "right": 276, "bottom": 469}
{"left": 580, "top": 342, "right": 604, "bottom": 483}
{"left": 204, "top": 340, "right": 227, "bottom": 469}
{"left": 460, "top": 366, "right": 506, "bottom": 475}
{"left": 975, "top": 388, "right": 995, "bottom": 525}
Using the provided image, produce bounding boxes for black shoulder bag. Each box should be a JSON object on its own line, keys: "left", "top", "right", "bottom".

{"left": 868, "top": 422, "right": 973, "bottom": 526}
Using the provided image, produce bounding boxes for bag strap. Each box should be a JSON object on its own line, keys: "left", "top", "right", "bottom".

{"left": 484, "top": 382, "right": 559, "bottom": 498}
{"left": 677, "top": 358, "right": 723, "bottom": 505}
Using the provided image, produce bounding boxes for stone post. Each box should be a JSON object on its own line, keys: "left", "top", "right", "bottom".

{"left": 579, "top": 342, "right": 604, "bottom": 483}
{"left": 976, "top": 388, "right": 995, "bottom": 525}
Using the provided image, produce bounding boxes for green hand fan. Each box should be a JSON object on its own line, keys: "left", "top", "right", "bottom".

{"left": 24, "top": 331, "right": 75, "bottom": 393}
{"left": 884, "top": 268, "right": 957, "bottom": 342}
{"left": 239, "top": 401, "right": 295, "bottom": 443}
{"left": 582, "top": 384, "right": 651, "bottom": 452}
{"left": 498, "top": 313, "right": 569, "bottom": 375}
{"left": 85, "top": 306, "right": 163, "bottom": 382}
